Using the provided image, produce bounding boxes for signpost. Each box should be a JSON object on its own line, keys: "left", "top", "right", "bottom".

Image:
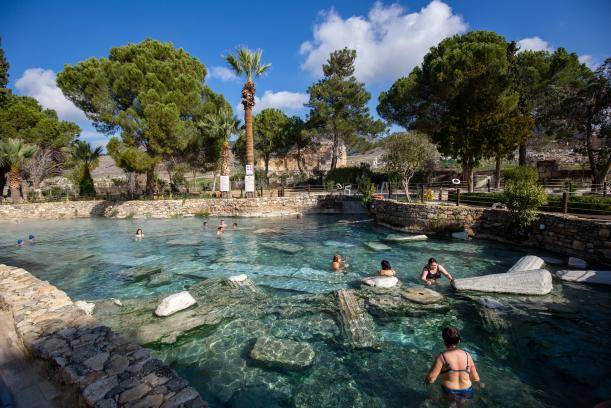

{"left": 220, "top": 176, "right": 230, "bottom": 198}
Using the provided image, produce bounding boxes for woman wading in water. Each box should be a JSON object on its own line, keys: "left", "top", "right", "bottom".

{"left": 421, "top": 257, "right": 453, "bottom": 285}
{"left": 425, "top": 327, "right": 482, "bottom": 404}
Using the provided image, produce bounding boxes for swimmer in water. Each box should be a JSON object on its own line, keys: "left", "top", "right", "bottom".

{"left": 203, "top": 221, "right": 208, "bottom": 228}
{"left": 17, "top": 239, "right": 24, "bottom": 247}
{"left": 135, "top": 228, "right": 144, "bottom": 239}
{"left": 219, "top": 219, "right": 227, "bottom": 230}
{"left": 425, "top": 326, "right": 482, "bottom": 403}
{"left": 421, "top": 257, "right": 453, "bottom": 285}
{"left": 28, "top": 234, "right": 36, "bottom": 244}
{"left": 232, "top": 222, "right": 238, "bottom": 230}
{"left": 378, "top": 260, "right": 396, "bottom": 277}
{"left": 331, "top": 254, "right": 345, "bottom": 272}
{"left": 216, "top": 226, "right": 223, "bottom": 237}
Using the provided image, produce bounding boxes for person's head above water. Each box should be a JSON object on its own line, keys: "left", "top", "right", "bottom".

{"left": 442, "top": 326, "right": 461, "bottom": 347}
{"left": 17, "top": 239, "right": 24, "bottom": 246}
{"left": 381, "top": 260, "right": 392, "bottom": 270}
{"left": 333, "top": 254, "right": 341, "bottom": 262}
{"left": 28, "top": 234, "right": 35, "bottom": 240}
{"left": 428, "top": 257, "right": 438, "bottom": 267}
{"left": 232, "top": 223, "right": 238, "bottom": 229}
{"left": 136, "top": 228, "right": 143, "bottom": 235}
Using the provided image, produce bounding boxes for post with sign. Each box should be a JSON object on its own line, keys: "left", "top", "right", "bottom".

{"left": 220, "top": 175, "right": 230, "bottom": 198}
{"left": 245, "top": 165, "right": 255, "bottom": 198}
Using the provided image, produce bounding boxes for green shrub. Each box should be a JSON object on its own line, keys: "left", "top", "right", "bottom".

{"left": 356, "top": 174, "right": 376, "bottom": 203}
{"left": 502, "top": 166, "right": 547, "bottom": 234}
{"left": 325, "top": 163, "right": 386, "bottom": 187}
{"left": 194, "top": 210, "right": 209, "bottom": 218}
{"left": 125, "top": 212, "right": 134, "bottom": 219}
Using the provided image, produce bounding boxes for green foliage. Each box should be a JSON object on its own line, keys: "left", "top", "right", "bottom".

{"left": 253, "top": 108, "right": 290, "bottom": 179}
{"left": 0, "top": 138, "right": 38, "bottom": 168}
{"left": 325, "top": 164, "right": 383, "bottom": 186}
{"left": 306, "top": 48, "right": 385, "bottom": 170}
{"left": 194, "top": 210, "right": 210, "bottom": 218}
{"left": 223, "top": 47, "right": 271, "bottom": 83}
{"left": 0, "top": 37, "right": 10, "bottom": 105}
{"left": 378, "top": 31, "right": 530, "bottom": 191}
{"left": 502, "top": 166, "right": 547, "bottom": 233}
{"left": 356, "top": 174, "right": 376, "bottom": 203}
{"left": 67, "top": 141, "right": 102, "bottom": 196}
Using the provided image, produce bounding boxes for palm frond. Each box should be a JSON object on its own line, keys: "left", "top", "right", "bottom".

{"left": 223, "top": 54, "right": 243, "bottom": 76}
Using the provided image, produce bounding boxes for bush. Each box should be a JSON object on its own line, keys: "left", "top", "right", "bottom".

{"left": 502, "top": 166, "right": 547, "bottom": 234}
{"left": 356, "top": 175, "right": 376, "bottom": 203}
{"left": 325, "top": 163, "right": 386, "bottom": 187}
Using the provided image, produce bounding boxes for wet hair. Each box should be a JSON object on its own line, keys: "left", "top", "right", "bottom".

{"left": 136, "top": 229, "right": 143, "bottom": 235}
{"left": 428, "top": 257, "right": 438, "bottom": 265}
{"left": 232, "top": 223, "right": 238, "bottom": 227}
{"left": 333, "top": 254, "right": 340, "bottom": 262}
{"left": 442, "top": 326, "right": 461, "bottom": 346}
{"left": 17, "top": 239, "right": 24, "bottom": 245}
{"left": 381, "top": 260, "right": 391, "bottom": 270}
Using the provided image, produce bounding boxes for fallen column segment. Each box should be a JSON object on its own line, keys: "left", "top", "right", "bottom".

{"left": 335, "top": 289, "right": 378, "bottom": 349}
{"left": 452, "top": 269, "right": 553, "bottom": 295}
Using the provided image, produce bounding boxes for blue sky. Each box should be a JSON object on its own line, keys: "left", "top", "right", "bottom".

{"left": 2, "top": 0, "right": 609, "bottom": 147}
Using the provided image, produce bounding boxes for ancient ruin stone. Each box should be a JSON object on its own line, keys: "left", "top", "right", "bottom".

{"left": 401, "top": 287, "right": 443, "bottom": 304}
{"left": 250, "top": 336, "right": 315, "bottom": 370}
{"left": 154, "top": 291, "right": 196, "bottom": 317}
{"left": 452, "top": 269, "right": 553, "bottom": 295}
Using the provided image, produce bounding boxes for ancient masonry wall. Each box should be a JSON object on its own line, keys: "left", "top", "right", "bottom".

{"left": 0, "top": 264, "right": 206, "bottom": 408}
{"left": 0, "top": 195, "right": 348, "bottom": 220}
{"left": 371, "top": 199, "right": 611, "bottom": 266}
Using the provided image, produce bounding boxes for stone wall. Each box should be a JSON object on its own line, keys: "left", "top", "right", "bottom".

{"left": 371, "top": 199, "right": 611, "bottom": 266}
{"left": 0, "top": 264, "right": 206, "bottom": 407}
{"left": 0, "top": 195, "right": 351, "bottom": 220}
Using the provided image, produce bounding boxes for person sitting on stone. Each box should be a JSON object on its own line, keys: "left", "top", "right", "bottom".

{"left": 135, "top": 228, "right": 144, "bottom": 239}
{"left": 378, "top": 260, "right": 396, "bottom": 277}
{"left": 425, "top": 326, "right": 482, "bottom": 402}
{"left": 421, "top": 257, "right": 453, "bottom": 285}
{"left": 331, "top": 254, "right": 347, "bottom": 272}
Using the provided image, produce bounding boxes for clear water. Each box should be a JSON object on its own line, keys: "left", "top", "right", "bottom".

{"left": 1, "top": 215, "right": 609, "bottom": 407}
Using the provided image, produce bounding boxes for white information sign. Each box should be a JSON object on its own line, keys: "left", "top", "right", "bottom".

{"left": 245, "top": 175, "right": 255, "bottom": 192}
{"left": 220, "top": 175, "right": 230, "bottom": 192}
{"left": 245, "top": 165, "right": 254, "bottom": 176}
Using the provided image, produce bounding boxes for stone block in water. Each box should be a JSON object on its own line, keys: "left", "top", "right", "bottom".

{"left": 74, "top": 300, "right": 95, "bottom": 315}
{"left": 362, "top": 276, "right": 399, "bottom": 288}
{"left": 154, "top": 291, "right": 196, "bottom": 317}
{"left": 506, "top": 255, "right": 545, "bottom": 273}
{"left": 452, "top": 269, "right": 553, "bottom": 295}
{"left": 146, "top": 272, "right": 172, "bottom": 287}
{"left": 542, "top": 256, "right": 564, "bottom": 266}
{"left": 323, "top": 240, "right": 355, "bottom": 248}
{"left": 335, "top": 289, "right": 378, "bottom": 349}
{"left": 556, "top": 270, "right": 611, "bottom": 285}
{"left": 261, "top": 242, "right": 304, "bottom": 254}
{"left": 568, "top": 257, "right": 588, "bottom": 269}
{"left": 250, "top": 336, "right": 315, "bottom": 370}
{"left": 382, "top": 234, "right": 428, "bottom": 242}
{"left": 364, "top": 242, "right": 391, "bottom": 251}
{"left": 228, "top": 274, "right": 247, "bottom": 283}
{"left": 451, "top": 231, "right": 468, "bottom": 240}
{"left": 401, "top": 287, "right": 443, "bottom": 304}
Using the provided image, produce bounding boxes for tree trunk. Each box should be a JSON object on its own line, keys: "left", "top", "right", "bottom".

{"left": 242, "top": 81, "right": 256, "bottom": 198}
{"left": 296, "top": 147, "right": 303, "bottom": 175}
{"left": 402, "top": 177, "right": 411, "bottom": 202}
{"left": 462, "top": 163, "right": 474, "bottom": 193}
{"left": 518, "top": 143, "right": 527, "bottom": 166}
{"left": 494, "top": 155, "right": 502, "bottom": 190}
{"left": 264, "top": 157, "right": 270, "bottom": 185}
{"left": 146, "top": 166, "right": 156, "bottom": 195}
{"left": 330, "top": 134, "right": 339, "bottom": 171}
{"left": 211, "top": 170, "right": 217, "bottom": 193}
{"left": 8, "top": 166, "right": 21, "bottom": 203}
{"left": 585, "top": 123, "right": 611, "bottom": 193}
{"left": 0, "top": 166, "right": 7, "bottom": 201}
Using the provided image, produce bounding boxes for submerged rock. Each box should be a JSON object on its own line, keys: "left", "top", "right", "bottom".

{"left": 253, "top": 228, "right": 278, "bottom": 235}
{"left": 154, "top": 291, "right": 196, "bottom": 317}
{"left": 137, "top": 308, "right": 222, "bottom": 344}
{"left": 74, "top": 300, "right": 95, "bottom": 315}
{"left": 335, "top": 289, "right": 378, "bottom": 349}
{"left": 556, "top": 270, "right": 611, "bottom": 285}
{"left": 382, "top": 234, "right": 428, "bottom": 242}
{"left": 261, "top": 242, "right": 304, "bottom": 254}
{"left": 362, "top": 276, "right": 399, "bottom": 288}
{"left": 451, "top": 231, "right": 468, "bottom": 240}
{"left": 453, "top": 269, "right": 553, "bottom": 295}
{"left": 228, "top": 274, "right": 247, "bottom": 283}
{"left": 507, "top": 255, "right": 545, "bottom": 273}
{"left": 476, "top": 298, "right": 509, "bottom": 311}
{"left": 542, "top": 256, "right": 564, "bottom": 266}
{"left": 250, "top": 336, "right": 315, "bottom": 370}
{"left": 146, "top": 272, "right": 172, "bottom": 287}
{"left": 323, "top": 240, "right": 355, "bottom": 248}
{"left": 364, "top": 242, "right": 391, "bottom": 251}
{"left": 401, "top": 287, "right": 443, "bottom": 304}
{"left": 568, "top": 257, "right": 588, "bottom": 269}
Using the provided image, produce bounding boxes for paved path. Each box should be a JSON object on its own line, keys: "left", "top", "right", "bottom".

{"left": 0, "top": 311, "right": 67, "bottom": 408}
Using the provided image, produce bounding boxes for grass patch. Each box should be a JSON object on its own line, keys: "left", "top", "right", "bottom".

{"left": 194, "top": 210, "right": 209, "bottom": 218}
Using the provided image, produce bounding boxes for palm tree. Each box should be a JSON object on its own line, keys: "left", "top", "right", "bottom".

{"left": 224, "top": 47, "right": 270, "bottom": 198}
{"left": 0, "top": 138, "right": 37, "bottom": 203}
{"left": 70, "top": 140, "right": 102, "bottom": 196}
{"left": 203, "top": 108, "right": 239, "bottom": 198}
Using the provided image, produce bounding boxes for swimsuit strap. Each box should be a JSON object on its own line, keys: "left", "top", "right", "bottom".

{"left": 464, "top": 350, "right": 470, "bottom": 371}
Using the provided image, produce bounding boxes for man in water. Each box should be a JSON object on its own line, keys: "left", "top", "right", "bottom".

{"left": 331, "top": 254, "right": 347, "bottom": 272}
{"left": 219, "top": 219, "right": 227, "bottom": 230}
{"left": 232, "top": 222, "right": 238, "bottom": 230}
{"left": 421, "top": 257, "right": 453, "bottom": 285}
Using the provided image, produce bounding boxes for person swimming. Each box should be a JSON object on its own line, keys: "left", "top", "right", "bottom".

{"left": 425, "top": 326, "right": 482, "bottom": 402}
{"left": 203, "top": 221, "right": 208, "bottom": 228}
{"left": 378, "top": 260, "right": 396, "bottom": 277}
{"left": 16, "top": 239, "right": 24, "bottom": 247}
{"left": 216, "top": 226, "right": 223, "bottom": 237}
{"left": 331, "top": 254, "right": 345, "bottom": 272}
{"left": 219, "top": 220, "right": 227, "bottom": 230}
{"left": 232, "top": 222, "right": 238, "bottom": 230}
{"left": 421, "top": 257, "right": 453, "bottom": 285}
{"left": 28, "top": 234, "right": 36, "bottom": 244}
{"left": 135, "top": 228, "right": 144, "bottom": 239}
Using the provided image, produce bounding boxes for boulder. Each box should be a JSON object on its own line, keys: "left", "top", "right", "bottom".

{"left": 556, "top": 270, "right": 611, "bottom": 286}
{"left": 228, "top": 274, "right": 247, "bottom": 283}
{"left": 364, "top": 242, "right": 391, "bottom": 251}
{"left": 476, "top": 298, "right": 509, "bottom": 311}
{"left": 154, "top": 291, "right": 196, "bottom": 317}
{"left": 401, "top": 287, "right": 443, "bottom": 304}
{"left": 451, "top": 231, "right": 468, "bottom": 240}
{"left": 452, "top": 269, "right": 553, "bottom": 295}
{"left": 74, "top": 300, "right": 95, "bottom": 315}
{"left": 507, "top": 255, "right": 545, "bottom": 273}
{"left": 250, "top": 336, "right": 315, "bottom": 370}
{"left": 362, "top": 276, "right": 399, "bottom": 288}
{"left": 568, "top": 257, "right": 588, "bottom": 269}
{"left": 382, "top": 234, "right": 428, "bottom": 242}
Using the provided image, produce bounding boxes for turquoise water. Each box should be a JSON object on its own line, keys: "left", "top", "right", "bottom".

{"left": 1, "top": 215, "right": 609, "bottom": 407}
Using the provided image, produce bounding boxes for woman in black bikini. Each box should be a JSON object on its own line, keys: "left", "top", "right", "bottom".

{"left": 425, "top": 327, "right": 482, "bottom": 402}
{"left": 421, "top": 257, "right": 453, "bottom": 285}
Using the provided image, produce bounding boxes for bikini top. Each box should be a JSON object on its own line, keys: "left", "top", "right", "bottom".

{"left": 425, "top": 265, "right": 441, "bottom": 279}
{"left": 440, "top": 350, "right": 470, "bottom": 374}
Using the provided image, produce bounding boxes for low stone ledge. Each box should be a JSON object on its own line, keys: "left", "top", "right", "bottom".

{"left": 0, "top": 264, "right": 206, "bottom": 408}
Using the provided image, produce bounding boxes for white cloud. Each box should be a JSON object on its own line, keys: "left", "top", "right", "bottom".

{"left": 15, "top": 68, "right": 87, "bottom": 123}
{"left": 208, "top": 66, "right": 237, "bottom": 81}
{"left": 578, "top": 54, "right": 597, "bottom": 69}
{"left": 299, "top": 1, "right": 467, "bottom": 83}
{"left": 517, "top": 36, "right": 551, "bottom": 52}
{"left": 236, "top": 90, "right": 308, "bottom": 114}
